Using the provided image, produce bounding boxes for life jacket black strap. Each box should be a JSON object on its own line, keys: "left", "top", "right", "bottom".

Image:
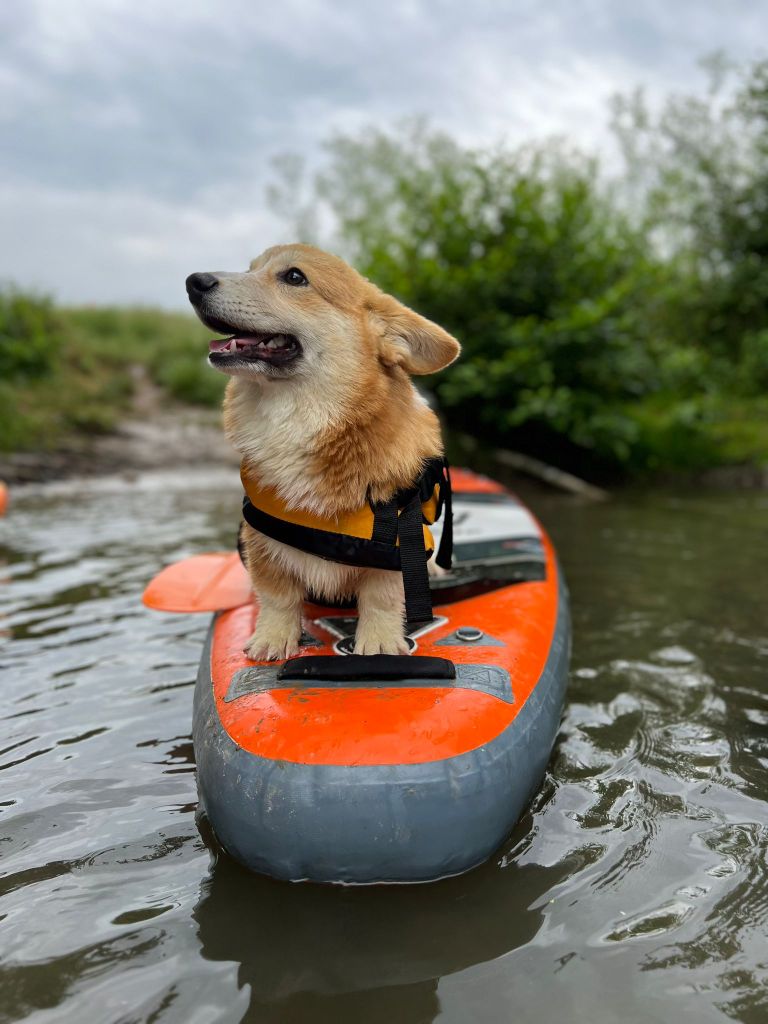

{"left": 398, "top": 489, "right": 434, "bottom": 629}
{"left": 434, "top": 459, "right": 453, "bottom": 570}
{"left": 396, "top": 456, "right": 453, "bottom": 628}
{"left": 370, "top": 494, "right": 398, "bottom": 546}
{"left": 241, "top": 497, "right": 405, "bottom": 571}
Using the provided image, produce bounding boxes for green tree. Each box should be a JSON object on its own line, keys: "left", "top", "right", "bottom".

{"left": 612, "top": 55, "right": 768, "bottom": 379}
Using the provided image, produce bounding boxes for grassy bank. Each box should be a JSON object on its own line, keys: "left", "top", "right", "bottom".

{"left": 0, "top": 291, "right": 225, "bottom": 453}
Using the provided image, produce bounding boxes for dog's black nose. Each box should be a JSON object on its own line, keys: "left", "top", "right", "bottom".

{"left": 186, "top": 272, "right": 219, "bottom": 299}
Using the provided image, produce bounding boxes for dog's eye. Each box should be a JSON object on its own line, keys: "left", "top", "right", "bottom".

{"left": 281, "top": 267, "right": 308, "bottom": 287}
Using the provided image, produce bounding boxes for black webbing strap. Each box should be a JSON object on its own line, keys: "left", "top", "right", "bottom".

{"left": 280, "top": 654, "right": 456, "bottom": 681}
{"left": 434, "top": 460, "right": 453, "bottom": 570}
{"left": 370, "top": 494, "right": 398, "bottom": 545}
{"left": 369, "top": 457, "right": 454, "bottom": 629}
{"left": 398, "top": 490, "right": 434, "bottom": 629}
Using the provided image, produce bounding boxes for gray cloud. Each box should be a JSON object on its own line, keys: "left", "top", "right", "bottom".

{"left": 1, "top": 0, "right": 765, "bottom": 305}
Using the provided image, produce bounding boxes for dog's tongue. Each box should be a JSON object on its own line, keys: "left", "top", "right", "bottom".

{"left": 209, "top": 337, "right": 232, "bottom": 353}
{"left": 208, "top": 336, "right": 262, "bottom": 353}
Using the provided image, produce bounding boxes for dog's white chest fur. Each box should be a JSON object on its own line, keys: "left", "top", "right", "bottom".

{"left": 225, "top": 380, "right": 333, "bottom": 514}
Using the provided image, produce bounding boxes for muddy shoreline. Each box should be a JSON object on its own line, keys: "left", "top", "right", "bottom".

{"left": 0, "top": 370, "right": 239, "bottom": 487}
{"left": 0, "top": 410, "right": 238, "bottom": 485}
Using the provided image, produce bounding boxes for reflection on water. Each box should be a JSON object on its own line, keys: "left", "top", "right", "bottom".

{"left": 1, "top": 471, "right": 767, "bottom": 1023}
{"left": 193, "top": 847, "right": 563, "bottom": 1023}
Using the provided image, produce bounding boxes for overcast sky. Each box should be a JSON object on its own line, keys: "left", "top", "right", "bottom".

{"left": 1, "top": 0, "right": 765, "bottom": 307}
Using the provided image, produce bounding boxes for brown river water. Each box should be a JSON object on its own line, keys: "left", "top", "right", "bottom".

{"left": 1, "top": 469, "right": 766, "bottom": 1023}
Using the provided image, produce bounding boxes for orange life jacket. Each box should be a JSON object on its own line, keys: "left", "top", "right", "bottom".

{"left": 240, "top": 457, "right": 453, "bottom": 626}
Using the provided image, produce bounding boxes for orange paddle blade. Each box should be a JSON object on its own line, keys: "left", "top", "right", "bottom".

{"left": 143, "top": 552, "right": 252, "bottom": 613}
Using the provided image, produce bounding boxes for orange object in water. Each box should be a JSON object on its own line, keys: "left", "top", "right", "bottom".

{"left": 143, "top": 552, "right": 250, "bottom": 613}
{"left": 0, "top": 482, "right": 8, "bottom": 517}
{"left": 187, "top": 466, "right": 571, "bottom": 883}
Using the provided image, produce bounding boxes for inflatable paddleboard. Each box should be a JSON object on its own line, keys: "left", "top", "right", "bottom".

{"left": 193, "top": 468, "right": 570, "bottom": 883}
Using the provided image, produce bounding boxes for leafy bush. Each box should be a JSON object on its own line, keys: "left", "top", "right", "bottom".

{"left": 154, "top": 356, "right": 225, "bottom": 406}
{"left": 66, "top": 306, "right": 224, "bottom": 407}
{"left": 0, "top": 287, "right": 62, "bottom": 380}
{"left": 613, "top": 56, "right": 768, "bottom": 361}
{"left": 735, "top": 329, "right": 768, "bottom": 395}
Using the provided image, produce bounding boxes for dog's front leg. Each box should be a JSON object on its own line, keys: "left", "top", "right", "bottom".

{"left": 245, "top": 579, "right": 304, "bottom": 662}
{"left": 354, "top": 569, "right": 409, "bottom": 656}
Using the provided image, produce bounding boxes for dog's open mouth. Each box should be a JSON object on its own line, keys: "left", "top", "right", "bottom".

{"left": 208, "top": 332, "right": 302, "bottom": 366}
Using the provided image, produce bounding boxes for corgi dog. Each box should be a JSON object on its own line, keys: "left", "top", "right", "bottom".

{"left": 186, "top": 244, "right": 460, "bottom": 660}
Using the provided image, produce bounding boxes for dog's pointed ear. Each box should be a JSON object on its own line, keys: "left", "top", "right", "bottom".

{"left": 371, "top": 294, "right": 460, "bottom": 375}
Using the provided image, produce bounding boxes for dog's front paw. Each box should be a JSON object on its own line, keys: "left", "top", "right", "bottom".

{"left": 353, "top": 625, "right": 410, "bottom": 656}
{"left": 244, "top": 623, "right": 301, "bottom": 662}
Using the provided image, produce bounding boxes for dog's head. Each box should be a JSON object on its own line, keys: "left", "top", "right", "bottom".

{"left": 185, "top": 244, "right": 460, "bottom": 386}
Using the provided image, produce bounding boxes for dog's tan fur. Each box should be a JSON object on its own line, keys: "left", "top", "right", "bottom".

{"left": 192, "top": 244, "right": 459, "bottom": 659}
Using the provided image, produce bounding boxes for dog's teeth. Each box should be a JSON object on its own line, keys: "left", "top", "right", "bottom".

{"left": 228, "top": 340, "right": 238, "bottom": 352}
